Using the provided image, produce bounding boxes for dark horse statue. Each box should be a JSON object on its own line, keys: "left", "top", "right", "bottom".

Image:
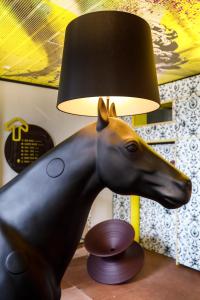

{"left": 0, "top": 99, "right": 191, "bottom": 299}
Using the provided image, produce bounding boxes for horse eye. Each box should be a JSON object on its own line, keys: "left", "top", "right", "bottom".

{"left": 125, "top": 142, "right": 138, "bottom": 152}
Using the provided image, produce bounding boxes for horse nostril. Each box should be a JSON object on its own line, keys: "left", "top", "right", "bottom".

{"left": 176, "top": 178, "right": 191, "bottom": 190}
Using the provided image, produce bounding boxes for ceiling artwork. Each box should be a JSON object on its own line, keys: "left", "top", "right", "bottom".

{"left": 0, "top": 0, "right": 199, "bottom": 88}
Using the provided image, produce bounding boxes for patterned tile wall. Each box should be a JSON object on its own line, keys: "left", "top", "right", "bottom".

{"left": 112, "top": 194, "right": 131, "bottom": 223}
{"left": 113, "top": 73, "right": 200, "bottom": 271}
{"left": 112, "top": 117, "right": 132, "bottom": 223}
{"left": 140, "top": 143, "right": 177, "bottom": 259}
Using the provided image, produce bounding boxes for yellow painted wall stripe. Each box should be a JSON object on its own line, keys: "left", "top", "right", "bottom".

{"left": 131, "top": 116, "right": 141, "bottom": 242}
{"left": 131, "top": 195, "right": 140, "bottom": 242}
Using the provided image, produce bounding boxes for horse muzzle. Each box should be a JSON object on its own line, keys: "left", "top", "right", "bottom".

{"left": 159, "top": 178, "right": 192, "bottom": 209}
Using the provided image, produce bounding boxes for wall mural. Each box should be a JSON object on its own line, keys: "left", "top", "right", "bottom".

{"left": 0, "top": 0, "right": 199, "bottom": 87}
{"left": 113, "top": 73, "right": 200, "bottom": 271}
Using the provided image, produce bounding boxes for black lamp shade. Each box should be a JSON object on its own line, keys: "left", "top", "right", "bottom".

{"left": 57, "top": 11, "right": 160, "bottom": 116}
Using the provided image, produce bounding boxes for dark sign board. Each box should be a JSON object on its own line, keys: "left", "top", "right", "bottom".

{"left": 5, "top": 124, "right": 54, "bottom": 173}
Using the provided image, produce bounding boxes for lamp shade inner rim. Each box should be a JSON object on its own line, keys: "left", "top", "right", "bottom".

{"left": 57, "top": 96, "right": 160, "bottom": 116}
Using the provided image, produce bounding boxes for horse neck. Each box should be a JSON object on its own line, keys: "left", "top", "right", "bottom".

{"left": 0, "top": 123, "right": 104, "bottom": 282}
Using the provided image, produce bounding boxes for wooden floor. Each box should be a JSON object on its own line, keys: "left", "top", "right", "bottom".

{"left": 61, "top": 249, "right": 200, "bottom": 300}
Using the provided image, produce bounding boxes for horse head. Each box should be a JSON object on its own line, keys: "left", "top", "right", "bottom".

{"left": 96, "top": 98, "right": 191, "bottom": 209}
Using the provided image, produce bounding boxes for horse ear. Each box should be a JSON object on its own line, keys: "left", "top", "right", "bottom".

{"left": 96, "top": 97, "right": 109, "bottom": 131}
{"left": 109, "top": 103, "right": 117, "bottom": 118}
